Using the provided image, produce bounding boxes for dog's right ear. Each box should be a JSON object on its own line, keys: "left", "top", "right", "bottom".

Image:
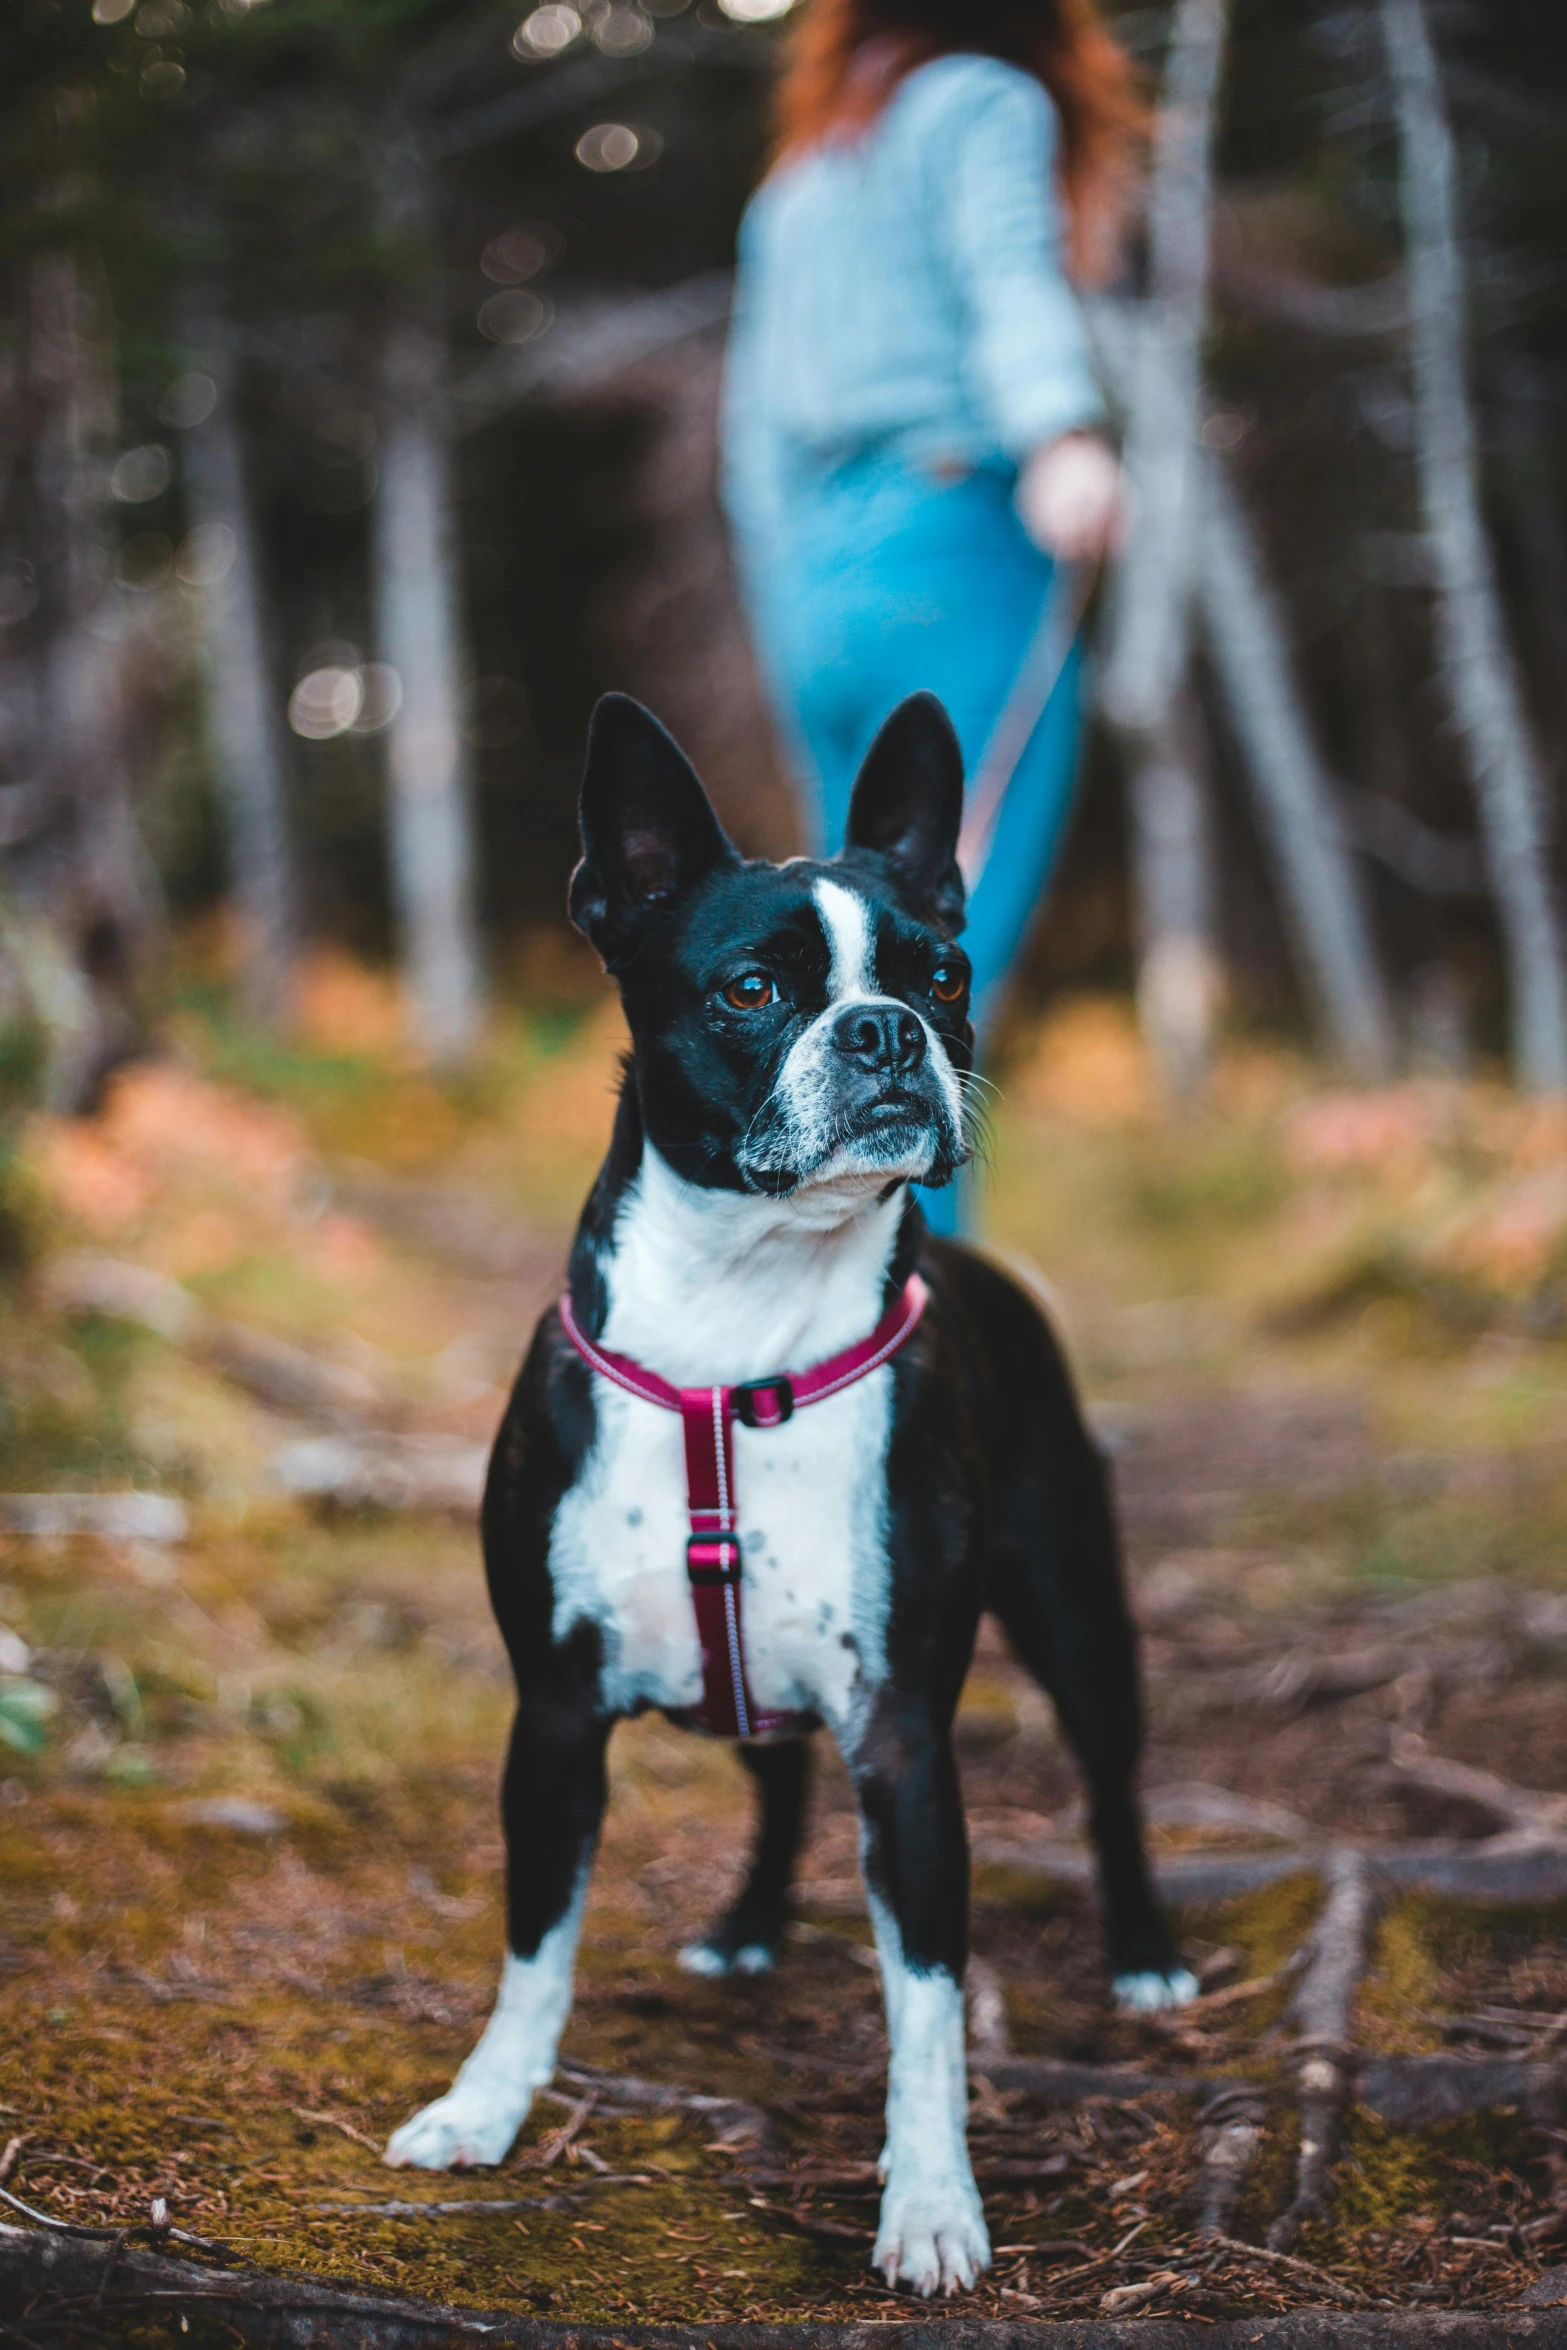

{"left": 569, "top": 695, "right": 738, "bottom": 969}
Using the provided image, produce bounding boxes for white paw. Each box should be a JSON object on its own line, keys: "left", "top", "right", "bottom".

{"left": 1112, "top": 1965, "right": 1200, "bottom": 2014}
{"left": 873, "top": 2173, "right": 990, "bottom": 2297}
{"left": 678, "top": 1938, "right": 776, "bottom": 1978}
{"left": 384, "top": 2086, "right": 529, "bottom": 2170}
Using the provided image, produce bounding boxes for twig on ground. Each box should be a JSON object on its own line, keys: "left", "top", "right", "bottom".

{"left": 527, "top": 2092, "right": 595, "bottom": 2169}
{"left": 1388, "top": 1733, "right": 1567, "bottom": 1835}
{"left": 0, "top": 2181, "right": 233, "bottom": 2260}
{"left": 991, "top": 2237, "right": 1096, "bottom": 2262}
{"left": 1036, "top": 2215, "right": 1151, "bottom": 2289}
{"left": 1209, "top": 2230, "right": 1374, "bottom": 2306}
{"left": 291, "top": 2106, "right": 383, "bottom": 2155}
{"left": 554, "top": 2064, "right": 775, "bottom": 2152}
{"left": 0, "top": 2139, "right": 27, "bottom": 2187}
{"left": 1269, "top": 1847, "right": 1377, "bottom": 2251}
{"left": 742, "top": 2196, "right": 867, "bottom": 2247}
{"left": 308, "top": 2197, "right": 572, "bottom": 2219}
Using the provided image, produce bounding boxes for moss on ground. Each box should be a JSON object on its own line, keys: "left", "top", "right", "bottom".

{"left": 5, "top": 989, "right": 1567, "bottom": 2322}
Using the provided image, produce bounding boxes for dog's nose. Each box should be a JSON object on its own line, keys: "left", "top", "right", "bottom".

{"left": 831, "top": 1002, "right": 927, "bottom": 1075}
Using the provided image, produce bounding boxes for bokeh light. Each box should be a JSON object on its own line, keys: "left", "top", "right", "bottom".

{"left": 110, "top": 445, "right": 172, "bottom": 503}
{"left": 288, "top": 667, "right": 364, "bottom": 741}
{"left": 590, "top": 6, "right": 653, "bottom": 56}
{"left": 481, "top": 225, "right": 559, "bottom": 284}
{"left": 477, "top": 289, "right": 553, "bottom": 345}
{"left": 90, "top": 0, "right": 136, "bottom": 22}
{"left": 575, "top": 122, "right": 661, "bottom": 172}
{"left": 512, "top": 6, "right": 580, "bottom": 58}
{"left": 716, "top": 0, "right": 795, "bottom": 18}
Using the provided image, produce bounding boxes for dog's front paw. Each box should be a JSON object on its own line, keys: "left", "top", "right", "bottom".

{"left": 384, "top": 2086, "right": 529, "bottom": 2171}
{"left": 678, "top": 1935, "right": 778, "bottom": 1978}
{"left": 873, "top": 2173, "right": 990, "bottom": 2297}
{"left": 1112, "top": 1965, "right": 1200, "bottom": 2014}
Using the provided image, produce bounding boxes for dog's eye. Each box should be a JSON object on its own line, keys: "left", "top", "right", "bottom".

{"left": 722, "top": 972, "right": 777, "bottom": 1011}
{"left": 929, "top": 963, "right": 968, "bottom": 1004}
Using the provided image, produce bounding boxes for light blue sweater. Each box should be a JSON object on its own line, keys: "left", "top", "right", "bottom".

{"left": 721, "top": 52, "right": 1105, "bottom": 550}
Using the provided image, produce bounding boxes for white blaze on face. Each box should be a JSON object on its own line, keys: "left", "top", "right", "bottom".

{"left": 736, "top": 874, "right": 965, "bottom": 1193}
{"left": 813, "top": 876, "right": 875, "bottom": 1001}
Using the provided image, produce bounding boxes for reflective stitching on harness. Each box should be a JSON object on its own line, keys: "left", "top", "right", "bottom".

{"left": 711, "top": 1387, "right": 729, "bottom": 1523}
{"left": 723, "top": 1582, "right": 750, "bottom": 1738}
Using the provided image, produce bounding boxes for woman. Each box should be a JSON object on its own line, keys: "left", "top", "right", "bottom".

{"left": 722, "top": 0, "right": 1141, "bottom": 1230}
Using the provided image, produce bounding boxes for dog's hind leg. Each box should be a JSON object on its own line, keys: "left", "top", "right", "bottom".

{"left": 386, "top": 1692, "right": 610, "bottom": 2169}
{"left": 849, "top": 1699, "right": 990, "bottom": 2298}
{"left": 989, "top": 1417, "right": 1197, "bottom": 2014}
{"left": 680, "top": 1736, "right": 812, "bottom": 1978}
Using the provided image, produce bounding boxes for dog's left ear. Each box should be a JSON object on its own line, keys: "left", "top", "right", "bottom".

{"left": 570, "top": 695, "right": 738, "bottom": 969}
{"left": 843, "top": 692, "right": 965, "bottom": 930}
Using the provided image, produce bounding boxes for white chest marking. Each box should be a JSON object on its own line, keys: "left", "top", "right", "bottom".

{"left": 548, "top": 1148, "right": 904, "bottom": 1736}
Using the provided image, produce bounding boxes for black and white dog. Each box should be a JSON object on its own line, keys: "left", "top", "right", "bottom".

{"left": 385, "top": 692, "right": 1195, "bottom": 2296}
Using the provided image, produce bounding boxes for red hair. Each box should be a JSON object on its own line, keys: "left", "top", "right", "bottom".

{"left": 772, "top": 0, "right": 1146, "bottom": 285}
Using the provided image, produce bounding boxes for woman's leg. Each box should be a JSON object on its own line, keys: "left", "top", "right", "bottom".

{"left": 741, "top": 466, "right": 1087, "bottom": 1232}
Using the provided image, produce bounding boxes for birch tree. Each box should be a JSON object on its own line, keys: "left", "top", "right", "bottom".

{"left": 179, "top": 302, "right": 299, "bottom": 1027}
{"left": 1099, "top": 0, "right": 1231, "bottom": 1096}
{"left": 1378, "top": 0, "right": 1567, "bottom": 1091}
{"left": 1097, "top": 304, "right": 1396, "bottom": 1077}
{"left": 371, "top": 134, "right": 482, "bottom": 1064}
{"left": 1196, "top": 456, "right": 1399, "bottom": 1074}
{"left": 21, "top": 255, "right": 156, "bottom": 1110}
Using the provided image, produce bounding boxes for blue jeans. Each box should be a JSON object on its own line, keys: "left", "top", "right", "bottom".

{"left": 744, "top": 454, "right": 1085, "bottom": 1234}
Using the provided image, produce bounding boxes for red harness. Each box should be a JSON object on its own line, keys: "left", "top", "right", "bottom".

{"left": 558, "top": 1274, "right": 928, "bottom": 1740}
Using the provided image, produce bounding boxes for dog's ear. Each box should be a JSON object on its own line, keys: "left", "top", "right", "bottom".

{"left": 570, "top": 695, "right": 738, "bottom": 968}
{"left": 842, "top": 692, "right": 965, "bottom": 930}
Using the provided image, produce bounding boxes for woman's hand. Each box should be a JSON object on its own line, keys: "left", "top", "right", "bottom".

{"left": 1016, "top": 431, "right": 1124, "bottom": 563}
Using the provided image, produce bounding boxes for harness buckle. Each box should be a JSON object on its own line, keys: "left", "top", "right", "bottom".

{"left": 732, "top": 1375, "right": 794, "bottom": 1429}
{"left": 686, "top": 1533, "right": 742, "bottom": 1586}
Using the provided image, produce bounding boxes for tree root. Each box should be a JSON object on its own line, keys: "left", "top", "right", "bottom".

{"left": 1268, "top": 1850, "right": 1377, "bottom": 2252}
{"left": 971, "top": 1830, "right": 1567, "bottom": 1906}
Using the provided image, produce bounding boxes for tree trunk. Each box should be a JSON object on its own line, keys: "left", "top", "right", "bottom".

{"left": 20, "top": 254, "right": 156, "bottom": 1111}
{"left": 1196, "top": 455, "right": 1398, "bottom": 1078}
{"left": 1099, "top": 0, "right": 1230, "bottom": 737}
{"left": 371, "top": 137, "right": 482, "bottom": 1064}
{"left": 1378, "top": 0, "right": 1567, "bottom": 1091}
{"left": 1130, "top": 687, "right": 1222, "bottom": 1100}
{"left": 1095, "top": 304, "right": 1397, "bottom": 1080}
{"left": 180, "top": 301, "right": 298, "bottom": 1027}
{"left": 1099, "top": 0, "right": 1230, "bottom": 1094}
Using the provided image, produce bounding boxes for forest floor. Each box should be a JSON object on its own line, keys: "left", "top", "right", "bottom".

{"left": 2, "top": 961, "right": 1567, "bottom": 2329}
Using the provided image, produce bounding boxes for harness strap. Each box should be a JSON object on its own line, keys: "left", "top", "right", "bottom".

{"left": 558, "top": 1274, "right": 927, "bottom": 1739}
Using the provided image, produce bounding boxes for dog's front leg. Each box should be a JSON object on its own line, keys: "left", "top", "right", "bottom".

{"left": 386, "top": 1694, "right": 610, "bottom": 2170}
{"left": 851, "top": 1706, "right": 989, "bottom": 2298}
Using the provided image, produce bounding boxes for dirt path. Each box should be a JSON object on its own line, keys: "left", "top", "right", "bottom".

{"left": 3, "top": 1030, "right": 1567, "bottom": 2327}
